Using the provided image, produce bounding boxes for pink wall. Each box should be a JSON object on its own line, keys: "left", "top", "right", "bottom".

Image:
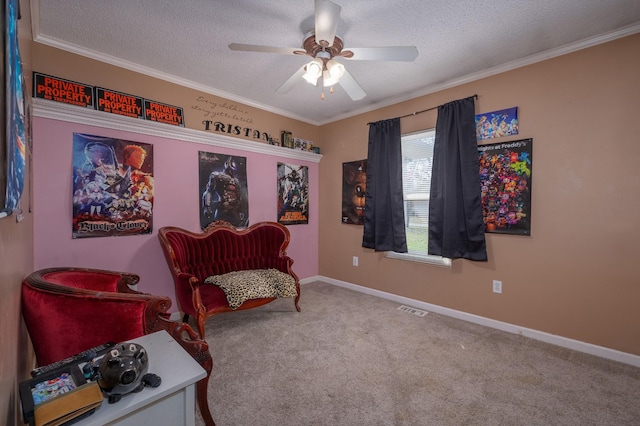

{"left": 32, "top": 117, "right": 318, "bottom": 312}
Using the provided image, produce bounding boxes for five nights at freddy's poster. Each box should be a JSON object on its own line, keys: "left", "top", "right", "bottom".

{"left": 342, "top": 160, "right": 366, "bottom": 225}
{"left": 478, "top": 138, "right": 532, "bottom": 235}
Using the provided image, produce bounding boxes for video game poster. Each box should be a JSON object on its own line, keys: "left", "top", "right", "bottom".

{"left": 475, "top": 107, "right": 519, "bottom": 141}
{"left": 72, "top": 133, "right": 154, "bottom": 238}
{"left": 277, "top": 162, "right": 308, "bottom": 225}
{"left": 478, "top": 138, "right": 532, "bottom": 235}
{"left": 342, "top": 160, "right": 366, "bottom": 225}
{"left": 198, "top": 151, "right": 249, "bottom": 229}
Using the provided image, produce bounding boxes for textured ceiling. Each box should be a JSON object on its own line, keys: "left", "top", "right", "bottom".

{"left": 32, "top": 0, "right": 640, "bottom": 125}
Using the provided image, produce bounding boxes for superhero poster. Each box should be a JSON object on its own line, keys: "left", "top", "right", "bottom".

{"left": 198, "top": 151, "right": 248, "bottom": 229}
{"left": 277, "top": 163, "right": 308, "bottom": 225}
{"left": 478, "top": 138, "right": 532, "bottom": 235}
{"left": 72, "top": 134, "right": 154, "bottom": 238}
{"left": 342, "top": 160, "right": 366, "bottom": 225}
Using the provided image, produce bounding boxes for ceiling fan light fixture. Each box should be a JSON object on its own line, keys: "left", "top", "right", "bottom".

{"left": 302, "top": 71, "right": 319, "bottom": 86}
{"left": 326, "top": 59, "right": 345, "bottom": 79}
{"left": 303, "top": 58, "right": 323, "bottom": 85}
{"left": 322, "top": 69, "right": 340, "bottom": 87}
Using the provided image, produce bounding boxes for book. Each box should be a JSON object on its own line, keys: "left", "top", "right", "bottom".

{"left": 20, "top": 365, "right": 103, "bottom": 426}
{"left": 33, "top": 381, "right": 102, "bottom": 426}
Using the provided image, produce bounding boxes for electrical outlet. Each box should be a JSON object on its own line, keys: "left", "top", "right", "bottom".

{"left": 353, "top": 256, "right": 359, "bottom": 267}
{"left": 493, "top": 280, "right": 502, "bottom": 294}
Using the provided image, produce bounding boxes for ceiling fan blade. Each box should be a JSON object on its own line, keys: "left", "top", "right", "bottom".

{"left": 315, "top": 0, "right": 341, "bottom": 47}
{"left": 338, "top": 69, "right": 366, "bottom": 101}
{"left": 229, "top": 43, "right": 300, "bottom": 55}
{"left": 346, "top": 46, "right": 419, "bottom": 61}
{"left": 276, "top": 65, "right": 308, "bottom": 94}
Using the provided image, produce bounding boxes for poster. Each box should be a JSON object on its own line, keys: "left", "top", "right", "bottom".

{"left": 277, "top": 162, "right": 308, "bottom": 225}
{"left": 478, "top": 138, "right": 532, "bottom": 235}
{"left": 342, "top": 160, "right": 366, "bottom": 225}
{"left": 199, "top": 151, "right": 248, "bottom": 229}
{"left": 475, "top": 107, "right": 519, "bottom": 140}
{"left": 4, "top": 0, "right": 26, "bottom": 212}
{"left": 72, "top": 134, "right": 154, "bottom": 238}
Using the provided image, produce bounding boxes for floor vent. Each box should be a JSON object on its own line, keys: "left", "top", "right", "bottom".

{"left": 397, "top": 305, "right": 428, "bottom": 317}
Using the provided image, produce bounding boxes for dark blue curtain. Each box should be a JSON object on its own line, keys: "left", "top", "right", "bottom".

{"left": 362, "top": 118, "right": 407, "bottom": 252}
{"left": 428, "top": 96, "right": 487, "bottom": 261}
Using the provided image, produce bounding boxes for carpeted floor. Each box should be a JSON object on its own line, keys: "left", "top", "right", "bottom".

{"left": 195, "top": 281, "right": 640, "bottom": 425}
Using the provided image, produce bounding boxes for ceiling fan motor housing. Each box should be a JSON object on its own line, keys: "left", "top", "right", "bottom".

{"left": 299, "top": 32, "right": 353, "bottom": 60}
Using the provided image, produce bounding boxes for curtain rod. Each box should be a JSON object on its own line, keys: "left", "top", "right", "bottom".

{"left": 367, "top": 94, "right": 478, "bottom": 125}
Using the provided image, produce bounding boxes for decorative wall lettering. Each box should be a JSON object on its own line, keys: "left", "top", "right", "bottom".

{"left": 202, "top": 120, "right": 272, "bottom": 142}
{"left": 193, "top": 96, "right": 273, "bottom": 142}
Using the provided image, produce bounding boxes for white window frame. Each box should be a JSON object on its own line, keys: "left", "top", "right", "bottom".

{"left": 385, "top": 129, "right": 451, "bottom": 267}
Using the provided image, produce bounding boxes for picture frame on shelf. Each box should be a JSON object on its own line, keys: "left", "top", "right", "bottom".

{"left": 280, "top": 131, "right": 293, "bottom": 148}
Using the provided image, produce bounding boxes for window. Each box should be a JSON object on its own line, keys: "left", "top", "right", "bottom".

{"left": 385, "top": 129, "right": 451, "bottom": 267}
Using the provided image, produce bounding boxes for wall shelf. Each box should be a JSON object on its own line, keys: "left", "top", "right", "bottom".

{"left": 32, "top": 97, "right": 322, "bottom": 163}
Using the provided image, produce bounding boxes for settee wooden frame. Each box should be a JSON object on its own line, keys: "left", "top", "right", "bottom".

{"left": 158, "top": 220, "right": 301, "bottom": 339}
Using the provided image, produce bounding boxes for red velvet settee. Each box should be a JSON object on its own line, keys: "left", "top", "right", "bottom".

{"left": 158, "top": 220, "right": 301, "bottom": 339}
{"left": 21, "top": 267, "right": 215, "bottom": 426}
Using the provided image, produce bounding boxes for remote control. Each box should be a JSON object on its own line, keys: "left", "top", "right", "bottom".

{"left": 31, "top": 341, "right": 116, "bottom": 378}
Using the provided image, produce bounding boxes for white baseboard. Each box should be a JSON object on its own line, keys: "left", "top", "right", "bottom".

{"left": 301, "top": 275, "right": 640, "bottom": 368}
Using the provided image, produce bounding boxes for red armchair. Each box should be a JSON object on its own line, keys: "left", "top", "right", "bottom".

{"left": 21, "top": 267, "right": 215, "bottom": 426}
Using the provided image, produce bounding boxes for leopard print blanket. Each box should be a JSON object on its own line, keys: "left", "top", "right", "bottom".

{"left": 204, "top": 268, "right": 297, "bottom": 309}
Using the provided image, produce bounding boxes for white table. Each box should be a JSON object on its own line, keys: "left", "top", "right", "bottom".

{"left": 76, "top": 330, "right": 206, "bottom": 426}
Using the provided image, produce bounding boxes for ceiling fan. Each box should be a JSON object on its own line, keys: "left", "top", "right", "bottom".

{"left": 228, "top": 0, "right": 418, "bottom": 101}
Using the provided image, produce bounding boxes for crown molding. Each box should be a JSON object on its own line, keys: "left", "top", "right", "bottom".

{"left": 31, "top": 97, "right": 322, "bottom": 163}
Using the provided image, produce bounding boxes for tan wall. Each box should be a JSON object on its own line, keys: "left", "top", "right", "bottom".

{"left": 1, "top": 1, "right": 35, "bottom": 424}
{"left": 319, "top": 33, "right": 640, "bottom": 356}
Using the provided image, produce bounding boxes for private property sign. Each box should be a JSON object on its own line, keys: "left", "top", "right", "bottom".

{"left": 33, "top": 72, "right": 184, "bottom": 127}
{"left": 96, "top": 88, "right": 144, "bottom": 119}
{"left": 33, "top": 73, "right": 94, "bottom": 108}
{"left": 144, "top": 100, "right": 184, "bottom": 126}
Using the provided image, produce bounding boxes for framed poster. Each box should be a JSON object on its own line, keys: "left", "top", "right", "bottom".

{"left": 199, "top": 151, "right": 248, "bottom": 229}
{"left": 478, "top": 138, "right": 532, "bottom": 235}
{"left": 3, "top": 0, "right": 26, "bottom": 215}
{"left": 72, "top": 134, "right": 154, "bottom": 238}
{"left": 342, "top": 159, "right": 366, "bottom": 225}
{"left": 277, "top": 162, "right": 308, "bottom": 225}
{"left": 475, "top": 107, "right": 519, "bottom": 141}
